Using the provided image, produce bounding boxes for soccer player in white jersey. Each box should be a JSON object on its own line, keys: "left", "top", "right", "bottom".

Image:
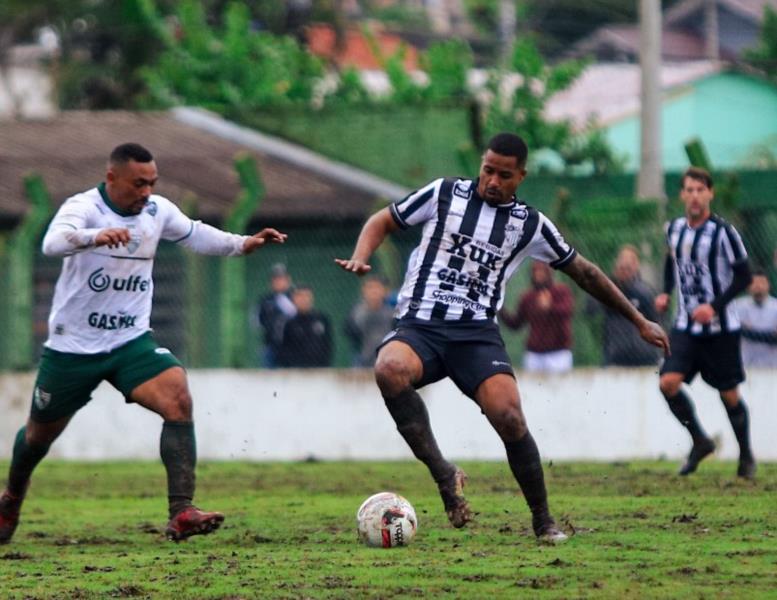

{"left": 0, "top": 143, "right": 287, "bottom": 544}
{"left": 655, "top": 167, "right": 755, "bottom": 479}
{"left": 336, "top": 133, "right": 669, "bottom": 544}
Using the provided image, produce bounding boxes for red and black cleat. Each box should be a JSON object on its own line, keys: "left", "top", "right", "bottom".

{"left": 0, "top": 491, "right": 22, "bottom": 545}
{"left": 165, "top": 506, "right": 224, "bottom": 542}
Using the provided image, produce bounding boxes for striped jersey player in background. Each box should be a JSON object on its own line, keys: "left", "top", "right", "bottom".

{"left": 336, "top": 132, "right": 669, "bottom": 544}
{"left": 0, "top": 143, "right": 287, "bottom": 544}
{"left": 655, "top": 166, "right": 755, "bottom": 479}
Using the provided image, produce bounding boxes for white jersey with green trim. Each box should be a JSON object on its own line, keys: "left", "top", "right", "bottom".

{"left": 42, "top": 184, "right": 249, "bottom": 354}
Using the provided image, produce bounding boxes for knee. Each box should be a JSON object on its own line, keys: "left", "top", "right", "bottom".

{"left": 659, "top": 376, "right": 680, "bottom": 398}
{"left": 488, "top": 403, "right": 528, "bottom": 442}
{"left": 161, "top": 385, "right": 193, "bottom": 421}
{"left": 375, "top": 356, "right": 413, "bottom": 398}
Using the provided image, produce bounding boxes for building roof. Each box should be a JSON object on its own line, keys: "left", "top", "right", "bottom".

{"left": 0, "top": 110, "right": 407, "bottom": 227}
{"left": 545, "top": 60, "right": 724, "bottom": 130}
{"left": 665, "top": 0, "right": 777, "bottom": 26}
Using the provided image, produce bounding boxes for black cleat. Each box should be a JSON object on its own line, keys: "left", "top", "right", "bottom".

{"left": 437, "top": 467, "right": 473, "bottom": 528}
{"left": 678, "top": 437, "right": 715, "bottom": 476}
{"left": 737, "top": 456, "right": 756, "bottom": 480}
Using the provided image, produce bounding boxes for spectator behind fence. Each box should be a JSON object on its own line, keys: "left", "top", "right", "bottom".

{"left": 588, "top": 245, "right": 662, "bottom": 366}
{"left": 278, "top": 284, "right": 333, "bottom": 368}
{"left": 257, "top": 263, "right": 297, "bottom": 368}
{"left": 499, "top": 260, "right": 574, "bottom": 373}
{"left": 344, "top": 275, "right": 395, "bottom": 367}
{"left": 733, "top": 268, "right": 777, "bottom": 367}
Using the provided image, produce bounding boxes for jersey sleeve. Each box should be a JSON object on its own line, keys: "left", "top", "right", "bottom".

{"left": 41, "top": 195, "right": 103, "bottom": 256}
{"left": 720, "top": 223, "right": 748, "bottom": 265}
{"left": 389, "top": 179, "right": 441, "bottom": 229}
{"left": 159, "top": 198, "right": 248, "bottom": 256}
{"left": 529, "top": 213, "right": 577, "bottom": 268}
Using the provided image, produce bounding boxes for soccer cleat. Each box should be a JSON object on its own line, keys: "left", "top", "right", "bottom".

{"left": 438, "top": 467, "right": 473, "bottom": 528}
{"left": 165, "top": 506, "right": 224, "bottom": 542}
{"left": 737, "top": 456, "right": 756, "bottom": 480}
{"left": 534, "top": 520, "right": 569, "bottom": 545}
{"left": 0, "top": 491, "right": 23, "bottom": 545}
{"left": 678, "top": 437, "right": 715, "bottom": 476}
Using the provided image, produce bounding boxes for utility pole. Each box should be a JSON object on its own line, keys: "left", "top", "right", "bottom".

{"left": 498, "top": 0, "right": 516, "bottom": 62}
{"left": 637, "top": 0, "right": 665, "bottom": 201}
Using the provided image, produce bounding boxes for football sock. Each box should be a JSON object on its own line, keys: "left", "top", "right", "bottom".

{"left": 725, "top": 399, "right": 753, "bottom": 461}
{"left": 665, "top": 391, "right": 708, "bottom": 442}
{"left": 384, "top": 387, "right": 455, "bottom": 484}
{"left": 7, "top": 427, "right": 50, "bottom": 498}
{"left": 504, "top": 432, "right": 551, "bottom": 532}
{"left": 160, "top": 421, "right": 197, "bottom": 519}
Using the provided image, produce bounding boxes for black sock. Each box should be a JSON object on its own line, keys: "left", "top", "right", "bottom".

{"left": 384, "top": 388, "right": 455, "bottom": 484}
{"left": 665, "top": 391, "right": 708, "bottom": 442}
{"left": 504, "top": 432, "right": 551, "bottom": 533}
{"left": 7, "top": 427, "right": 50, "bottom": 498}
{"left": 160, "top": 421, "right": 197, "bottom": 519}
{"left": 725, "top": 400, "right": 753, "bottom": 461}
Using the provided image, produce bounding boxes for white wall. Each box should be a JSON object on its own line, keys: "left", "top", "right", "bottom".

{"left": 0, "top": 369, "right": 774, "bottom": 461}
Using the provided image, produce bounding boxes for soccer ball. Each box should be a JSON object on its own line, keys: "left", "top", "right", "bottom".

{"left": 356, "top": 492, "right": 418, "bottom": 548}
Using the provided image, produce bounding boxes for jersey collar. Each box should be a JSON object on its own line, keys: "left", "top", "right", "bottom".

{"left": 98, "top": 182, "right": 135, "bottom": 217}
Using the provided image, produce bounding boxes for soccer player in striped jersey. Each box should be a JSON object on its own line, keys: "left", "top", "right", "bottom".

{"left": 336, "top": 132, "right": 669, "bottom": 544}
{"left": 655, "top": 167, "right": 755, "bottom": 479}
{"left": 0, "top": 143, "right": 287, "bottom": 544}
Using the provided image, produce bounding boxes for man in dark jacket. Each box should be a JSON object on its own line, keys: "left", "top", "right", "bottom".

{"left": 278, "top": 285, "right": 333, "bottom": 367}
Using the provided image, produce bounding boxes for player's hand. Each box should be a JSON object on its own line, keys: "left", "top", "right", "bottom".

{"left": 638, "top": 319, "right": 670, "bottom": 356}
{"left": 691, "top": 303, "right": 715, "bottom": 325}
{"left": 95, "top": 228, "right": 131, "bottom": 248}
{"left": 654, "top": 293, "right": 670, "bottom": 313}
{"left": 242, "top": 228, "right": 287, "bottom": 254}
{"left": 334, "top": 258, "right": 372, "bottom": 275}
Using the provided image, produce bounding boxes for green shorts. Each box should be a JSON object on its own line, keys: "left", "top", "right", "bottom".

{"left": 30, "top": 332, "right": 183, "bottom": 423}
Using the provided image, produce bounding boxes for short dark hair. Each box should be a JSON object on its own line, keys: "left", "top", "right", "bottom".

{"left": 110, "top": 143, "right": 153, "bottom": 165}
{"left": 751, "top": 267, "right": 767, "bottom": 278}
{"left": 681, "top": 166, "right": 713, "bottom": 189}
{"left": 486, "top": 133, "right": 529, "bottom": 167}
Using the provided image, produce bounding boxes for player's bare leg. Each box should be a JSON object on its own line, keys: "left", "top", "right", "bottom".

{"left": 131, "top": 367, "right": 223, "bottom": 541}
{"left": 0, "top": 415, "right": 71, "bottom": 544}
{"left": 660, "top": 373, "right": 715, "bottom": 475}
{"left": 720, "top": 388, "right": 756, "bottom": 479}
{"left": 375, "top": 342, "right": 472, "bottom": 528}
{"left": 476, "top": 374, "right": 567, "bottom": 544}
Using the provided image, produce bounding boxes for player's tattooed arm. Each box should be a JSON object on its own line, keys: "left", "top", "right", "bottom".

{"left": 562, "top": 254, "right": 670, "bottom": 355}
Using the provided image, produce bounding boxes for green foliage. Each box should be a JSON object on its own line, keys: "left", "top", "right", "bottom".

{"left": 744, "top": 5, "right": 777, "bottom": 80}
{"left": 0, "top": 460, "right": 775, "bottom": 598}
{"left": 422, "top": 39, "right": 473, "bottom": 103}
{"left": 140, "top": 1, "right": 324, "bottom": 110}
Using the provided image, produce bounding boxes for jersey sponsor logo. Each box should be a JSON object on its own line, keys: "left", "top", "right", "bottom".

{"left": 87, "top": 268, "right": 150, "bottom": 293}
{"left": 88, "top": 312, "right": 137, "bottom": 330}
{"left": 453, "top": 182, "right": 472, "bottom": 199}
{"left": 431, "top": 289, "right": 488, "bottom": 312}
{"left": 33, "top": 386, "right": 52, "bottom": 410}
{"left": 447, "top": 233, "right": 501, "bottom": 270}
{"left": 437, "top": 267, "right": 489, "bottom": 295}
{"left": 510, "top": 207, "right": 528, "bottom": 219}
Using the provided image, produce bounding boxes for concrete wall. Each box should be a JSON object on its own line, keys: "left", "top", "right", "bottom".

{"left": 0, "top": 368, "right": 774, "bottom": 461}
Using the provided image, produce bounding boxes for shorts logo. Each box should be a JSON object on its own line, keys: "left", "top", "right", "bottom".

{"left": 381, "top": 330, "right": 398, "bottom": 344}
{"left": 155, "top": 347, "right": 171, "bottom": 355}
{"left": 491, "top": 360, "right": 511, "bottom": 367}
{"left": 33, "top": 386, "right": 52, "bottom": 410}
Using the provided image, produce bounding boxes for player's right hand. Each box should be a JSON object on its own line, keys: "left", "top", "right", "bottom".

{"left": 638, "top": 319, "right": 670, "bottom": 356}
{"left": 654, "top": 293, "right": 670, "bottom": 313}
{"left": 95, "top": 227, "right": 131, "bottom": 248}
{"left": 334, "top": 258, "right": 372, "bottom": 275}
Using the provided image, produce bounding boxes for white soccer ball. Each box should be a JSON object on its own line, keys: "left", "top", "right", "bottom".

{"left": 356, "top": 492, "right": 418, "bottom": 548}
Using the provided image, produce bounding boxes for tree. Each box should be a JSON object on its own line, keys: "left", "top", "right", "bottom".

{"left": 744, "top": 5, "right": 777, "bottom": 81}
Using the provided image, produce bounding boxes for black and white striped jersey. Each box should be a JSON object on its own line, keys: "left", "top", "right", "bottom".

{"left": 665, "top": 214, "right": 748, "bottom": 335}
{"left": 389, "top": 177, "right": 576, "bottom": 322}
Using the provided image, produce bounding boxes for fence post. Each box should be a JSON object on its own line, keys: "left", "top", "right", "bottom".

{"left": 6, "top": 174, "right": 53, "bottom": 369}
{"left": 220, "top": 153, "right": 264, "bottom": 367}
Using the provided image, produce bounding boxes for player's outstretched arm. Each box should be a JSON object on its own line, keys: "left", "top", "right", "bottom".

{"left": 561, "top": 254, "right": 670, "bottom": 355}
{"left": 335, "top": 208, "right": 399, "bottom": 276}
{"left": 242, "top": 228, "right": 287, "bottom": 255}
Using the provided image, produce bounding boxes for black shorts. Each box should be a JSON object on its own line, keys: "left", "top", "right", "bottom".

{"left": 659, "top": 329, "right": 744, "bottom": 391}
{"left": 378, "top": 318, "right": 515, "bottom": 399}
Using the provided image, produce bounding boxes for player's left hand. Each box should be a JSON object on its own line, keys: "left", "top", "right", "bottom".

{"left": 691, "top": 303, "right": 715, "bottom": 325}
{"left": 638, "top": 319, "right": 670, "bottom": 356}
{"left": 242, "top": 228, "right": 287, "bottom": 254}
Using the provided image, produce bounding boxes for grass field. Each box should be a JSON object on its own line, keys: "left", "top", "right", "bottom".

{"left": 0, "top": 460, "right": 775, "bottom": 599}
